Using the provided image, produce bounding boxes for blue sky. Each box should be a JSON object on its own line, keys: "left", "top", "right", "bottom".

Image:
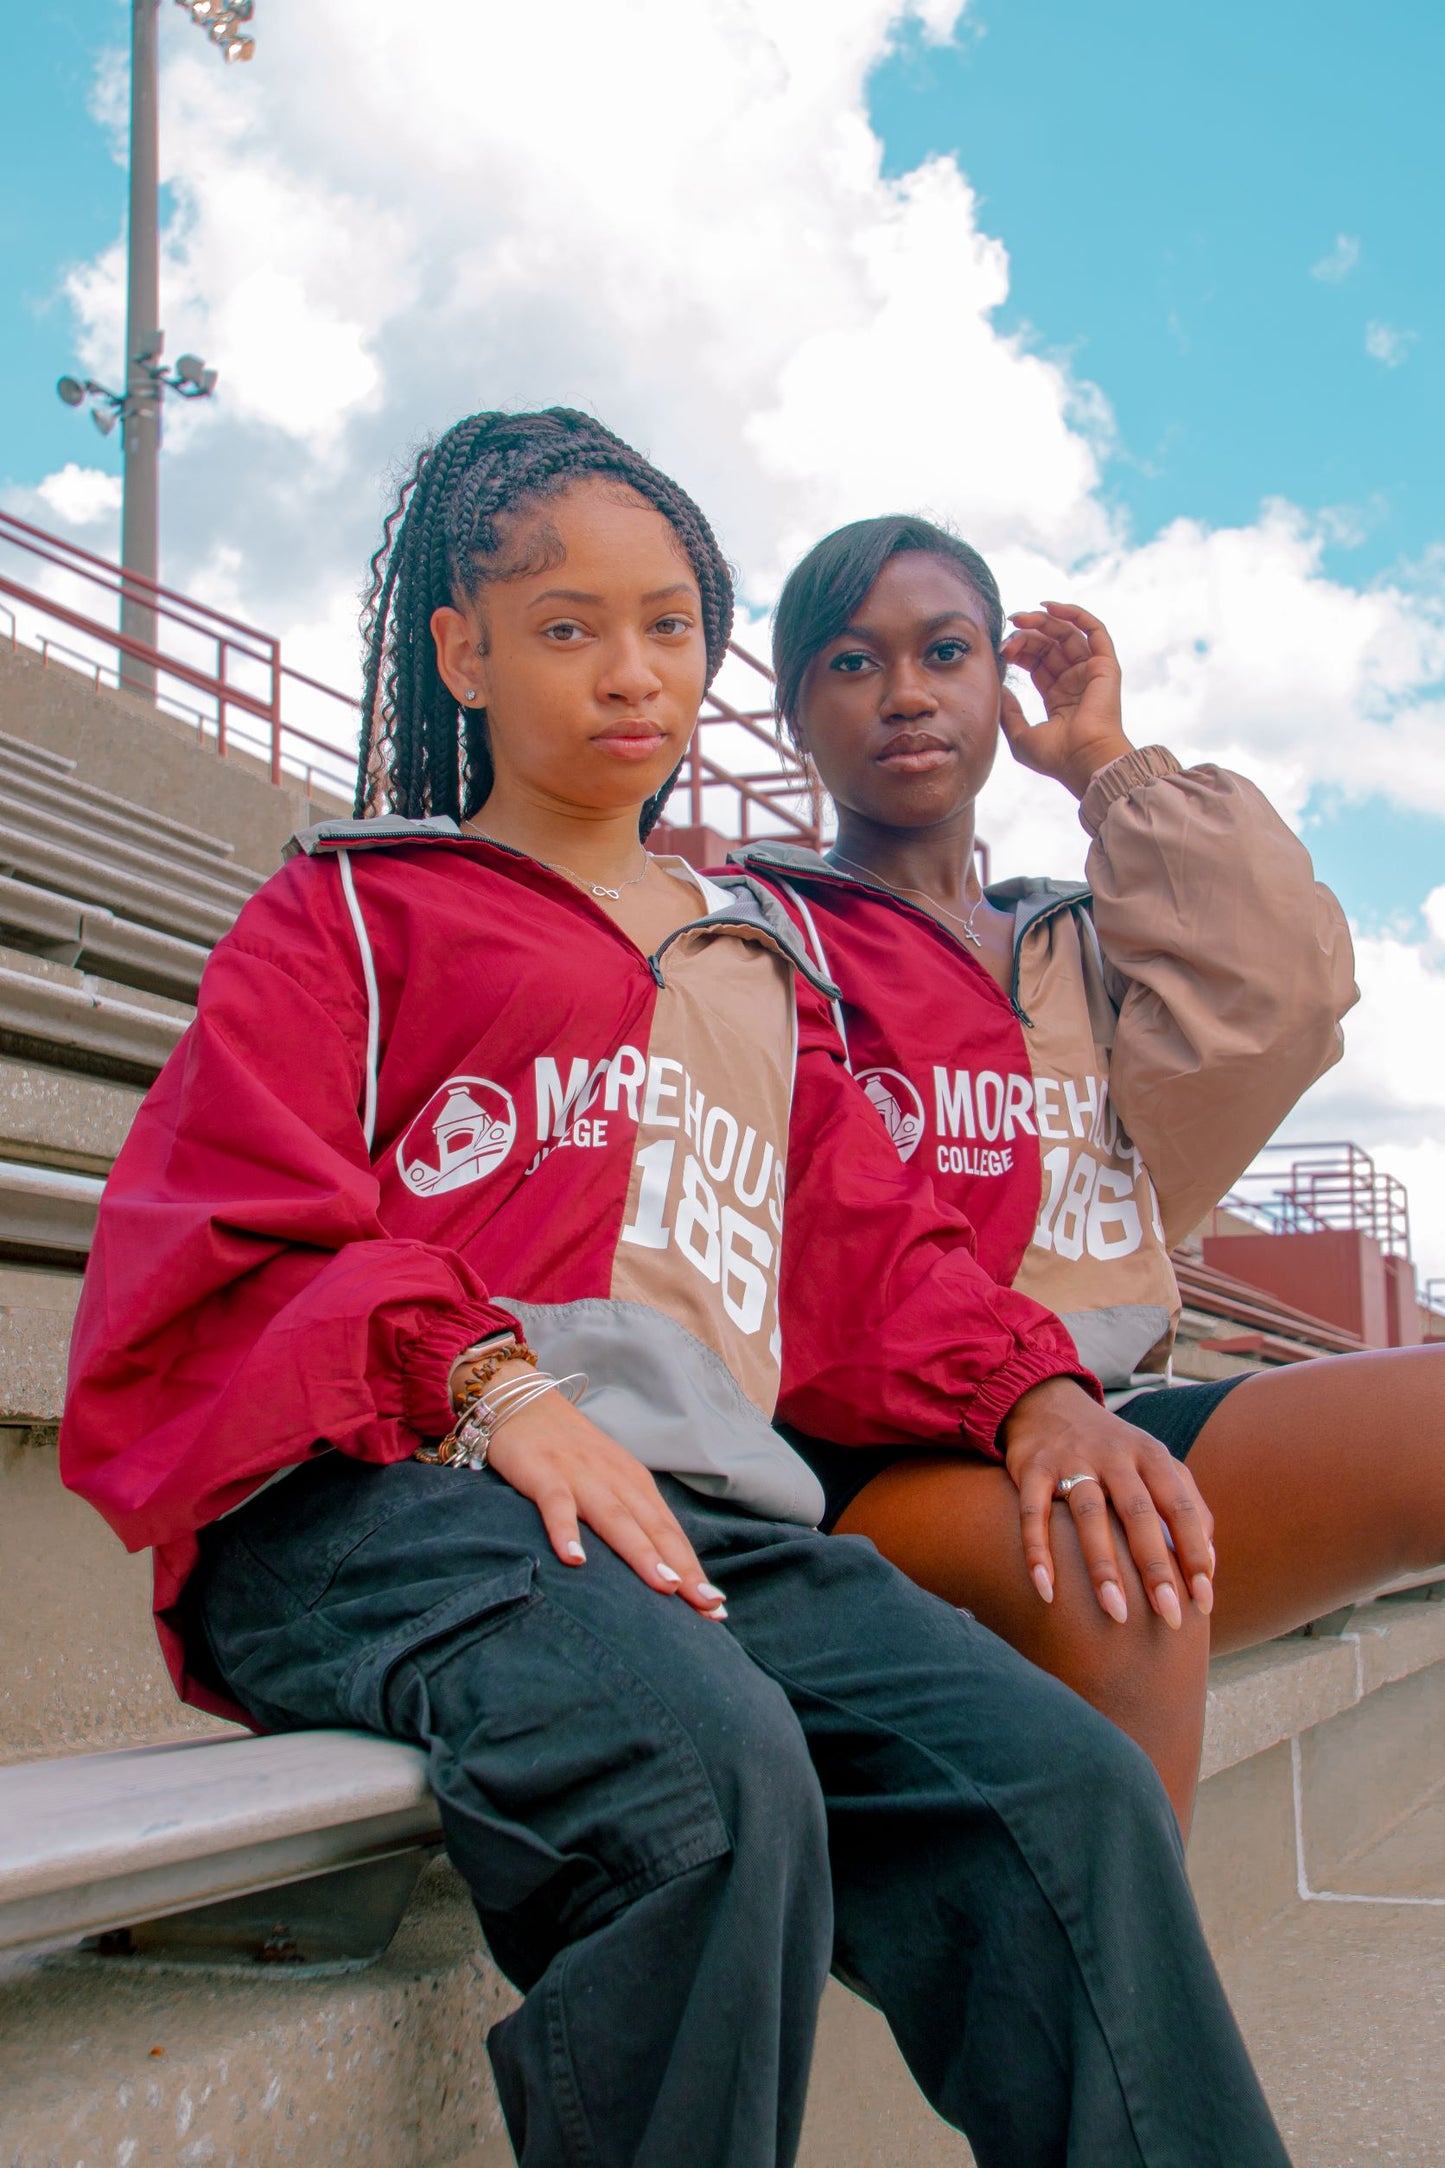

{"left": 868, "top": 0, "right": 1445, "bottom": 932}
{"left": 872, "top": 1, "right": 1444, "bottom": 588}
{"left": 2, "top": 0, "right": 1442, "bottom": 929}
{"left": 1, "top": 2, "right": 129, "bottom": 485}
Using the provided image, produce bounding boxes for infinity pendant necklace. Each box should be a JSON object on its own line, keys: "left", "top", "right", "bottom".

{"left": 549, "top": 856, "right": 651, "bottom": 901}
{"left": 469, "top": 829, "right": 650, "bottom": 901}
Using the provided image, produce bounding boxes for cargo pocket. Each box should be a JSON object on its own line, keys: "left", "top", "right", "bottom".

{"left": 376, "top": 1584, "right": 735, "bottom": 1936}
{"left": 343, "top": 1557, "right": 541, "bottom": 1735}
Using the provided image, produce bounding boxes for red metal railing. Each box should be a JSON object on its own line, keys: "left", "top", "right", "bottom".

{"left": 1225, "top": 1141, "right": 1412, "bottom": 1260}
{"left": 0, "top": 512, "right": 821, "bottom": 845}
{"left": 0, "top": 510, "right": 358, "bottom": 799}
{"left": 1425, "top": 1280, "right": 1445, "bottom": 1343}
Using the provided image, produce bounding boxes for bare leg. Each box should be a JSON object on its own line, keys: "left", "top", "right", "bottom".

{"left": 834, "top": 1460, "right": 1209, "bottom": 1831}
{"left": 1187, "top": 1345, "right": 1445, "bottom": 1655}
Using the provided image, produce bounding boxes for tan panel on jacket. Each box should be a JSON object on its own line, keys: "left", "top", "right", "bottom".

{"left": 1011, "top": 906, "right": 1180, "bottom": 1369}
{"left": 610, "top": 922, "right": 794, "bottom": 1419}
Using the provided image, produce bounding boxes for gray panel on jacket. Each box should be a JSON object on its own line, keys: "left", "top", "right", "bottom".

{"left": 1059, "top": 1304, "right": 1173, "bottom": 1390}
{"left": 500, "top": 1296, "right": 827, "bottom": 1528}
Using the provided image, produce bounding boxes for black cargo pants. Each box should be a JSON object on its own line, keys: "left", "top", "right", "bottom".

{"left": 193, "top": 1455, "right": 1289, "bottom": 2168}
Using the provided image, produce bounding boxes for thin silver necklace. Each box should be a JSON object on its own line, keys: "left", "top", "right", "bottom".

{"left": 828, "top": 848, "right": 986, "bottom": 948}
{"left": 471, "top": 828, "right": 650, "bottom": 902}
{"left": 553, "top": 855, "right": 651, "bottom": 902}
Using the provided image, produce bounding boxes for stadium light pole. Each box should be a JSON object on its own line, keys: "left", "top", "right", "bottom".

{"left": 56, "top": 1, "right": 254, "bottom": 697}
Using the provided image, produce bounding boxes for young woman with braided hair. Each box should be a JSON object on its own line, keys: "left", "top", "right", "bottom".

{"left": 733, "top": 513, "right": 1443, "bottom": 1831}
{"left": 63, "top": 412, "right": 1290, "bottom": 2168}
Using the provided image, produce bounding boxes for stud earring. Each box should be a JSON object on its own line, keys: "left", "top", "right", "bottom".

{"left": 463, "top": 688, "right": 478, "bottom": 704}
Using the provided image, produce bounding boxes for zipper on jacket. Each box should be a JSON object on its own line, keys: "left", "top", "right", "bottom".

{"left": 1006, "top": 893, "right": 1089, "bottom": 1027}
{"left": 646, "top": 891, "right": 840, "bottom": 998}
{"left": 646, "top": 909, "right": 747, "bottom": 989}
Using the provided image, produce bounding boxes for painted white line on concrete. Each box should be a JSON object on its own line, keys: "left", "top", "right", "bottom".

{"left": 1290, "top": 1734, "right": 1445, "bottom": 1908}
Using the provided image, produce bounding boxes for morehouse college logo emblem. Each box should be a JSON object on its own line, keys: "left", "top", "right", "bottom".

{"left": 398, "top": 1076, "right": 517, "bottom": 1197}
{"left": 856, "top": 1067, "right": 925, "bottom": 1162}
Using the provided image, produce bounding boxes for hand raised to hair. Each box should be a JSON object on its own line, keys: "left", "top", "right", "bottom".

{"left": 481, "top": 1363, "right": 729, "bottom": 1621}
{"left": 998, "top": 601, "right": 1133, "bottom": 801}
{"left": 1000, "top": 1376, "right": 1216, "bottom": 1629}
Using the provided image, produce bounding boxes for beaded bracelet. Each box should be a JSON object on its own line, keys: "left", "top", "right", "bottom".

{"left": 450, "top": 1339, "right": 538, "bottom": 1411}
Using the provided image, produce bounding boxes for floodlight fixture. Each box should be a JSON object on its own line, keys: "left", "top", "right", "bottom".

{"left": 57, "top": 373, "right": 126, "bottom": 434}
{"left": 56, "top": 345, "right": 218, "bottom": 437}
{"left": 175, "top": 0, "right": 256, "bottom": 60}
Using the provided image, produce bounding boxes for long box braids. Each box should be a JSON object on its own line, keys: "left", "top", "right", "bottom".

{"left": 356, "top": 408, "right": 735, "bottom": 834}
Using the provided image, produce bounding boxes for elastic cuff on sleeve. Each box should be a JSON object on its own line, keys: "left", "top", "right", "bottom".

{"left": 1078, "top": 744, "right": 1182, "bottom": 836}
{"left": 961, "top": 1349, "right": 1103, "bottom": 1458}
{"left": 403, "top": 1302, "right": 521, "bottom": 1437}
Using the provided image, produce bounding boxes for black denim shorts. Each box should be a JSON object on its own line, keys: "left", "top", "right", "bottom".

{"left": 786, "top": 1373, "right": 1251, "bottom": 1534}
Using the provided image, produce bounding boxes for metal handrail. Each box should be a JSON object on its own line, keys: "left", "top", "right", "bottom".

{"left": 1230, "top": 1141, "right": 1413, "bottom": 1261}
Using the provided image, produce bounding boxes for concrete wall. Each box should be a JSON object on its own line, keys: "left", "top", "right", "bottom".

{"left": 0, "top": 645, "right": 348, "bottom": 877}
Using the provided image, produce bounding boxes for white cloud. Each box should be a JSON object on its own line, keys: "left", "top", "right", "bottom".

{"left": 32, "top": 463, "right": 123, "bottom": 529}
{"left": 33, "top": 0, "right": 1445, "bottom": 1268}
{"left": 1310, "top": 233, "right": 1360, "bottom": 282}
{"left": 1365, "top": 320, "right": 1418, "bottom": 367}
{"left": 1275, "top": 887, "right": 1445, "bottom": 1286}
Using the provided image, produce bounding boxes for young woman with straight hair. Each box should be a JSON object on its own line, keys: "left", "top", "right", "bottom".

{"left": 733, "top": 513, "right": 1444, "bottom": 1829}
{"left": 61, "top": 416, "right": 1290, "bottom": 2168}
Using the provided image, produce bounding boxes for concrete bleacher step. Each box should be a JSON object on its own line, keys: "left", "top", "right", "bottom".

{"left": 1218, "top": 1897, "right": 1444, "bottom": 2168}
{"left": 0, "top": 647, "right": 348, "bottom": 876}
{"left": 0, "top": 821, "right": 240, "bottom": 948}
{"left": 0, "top": 1051, "right": 142, "bottom": 1177}
{"left": 0, "top": 870, "right": 209, "bottom": 999}
{"left": 0, "top": 737, "right": 263, "bottom": 884}
{"left": 0, "top": 944, "right": 190, "bottom": 1089}
{"left": 0, "top": 725, "right": 72, "bottom": 776}
{"left": 0, "top": 1855, "right": 520, "bottom": 2168}
{"left": 0, "top": 795, "right": 259, "bottom": 911}
{"left": 0, "top": 1263, "right": 79, "bottom": 1428}
{"left": 0, "top": 1160, "right": 102, "bottom": 1262}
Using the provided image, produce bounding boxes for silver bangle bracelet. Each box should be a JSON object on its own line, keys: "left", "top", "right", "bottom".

{"left": 445, "top": 1369, "right": 588, "bottom": 1473}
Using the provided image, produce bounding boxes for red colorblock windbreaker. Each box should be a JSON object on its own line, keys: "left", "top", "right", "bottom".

{"left": 730, "top": 747, "right": 1356, "bottom": 1388}
{"left": 60, "top": 821, "right": 1093, "bottom": 1720}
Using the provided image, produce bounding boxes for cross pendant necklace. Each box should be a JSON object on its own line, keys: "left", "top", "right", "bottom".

{"left": 829, "top": 850, "right": 986, "bottom": 947}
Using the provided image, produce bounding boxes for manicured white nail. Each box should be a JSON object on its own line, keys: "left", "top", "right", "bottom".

{"left": 1155, "top": 1584, "right": 1182, "bottom": 1631}
{"left": 565, "top": 1540, "right": 586, "bottom": 1563}
{"left": 698, "top": 1581, "right": 726, "bottom": 1604}
{"left": 1099, "top": 1580, "right": 1129, "bottom": 1625}
{"left": 1191, "top": 1572, "right": 1214, "bottom": 1616}
{"left": 1031, "top": 1564, "right": 1054, "bottom": 1605}
{"left": 655, "top": 1563, "right": 682, "bottom": 1585}
{"left": 1208, "top": 1543, "right": 1217, "bottom": 1574}
{"left": 706, "top": 1602, "right": 728, "bottom": 1620}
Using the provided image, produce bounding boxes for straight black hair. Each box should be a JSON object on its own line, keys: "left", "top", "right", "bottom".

{"left": 771, "top": 515, "right": 1005, "bottom": 746}
{"left": 356, "top": 407, "right": 734, "bottom": 833}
